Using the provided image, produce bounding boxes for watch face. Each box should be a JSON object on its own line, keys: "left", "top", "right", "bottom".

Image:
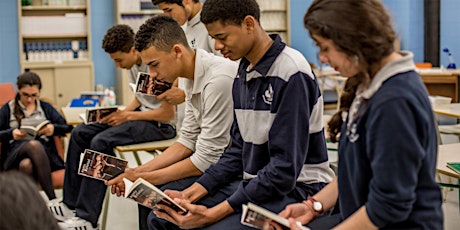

{"left": 313, "top": 201, "right": 322, "bottom": 211}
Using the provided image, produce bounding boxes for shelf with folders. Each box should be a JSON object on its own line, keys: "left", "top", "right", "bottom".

{"left": 256, "top": 0, "right": 290, "bottom": 45}
{"left": 18, "top": 0, "right": 92, "bottom": 63}
{"left": 22, "top": 39, "right": 89, "bottom": 63}
{"left": 116, "top": 0, "right": 162, "bottom": 32}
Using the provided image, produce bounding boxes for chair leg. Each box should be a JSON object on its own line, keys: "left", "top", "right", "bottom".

{"left": 132, "top": 151, "right": 142, "bottom": 166}
{"left": 101, "top": 188, "right": 110, "bottom": 230}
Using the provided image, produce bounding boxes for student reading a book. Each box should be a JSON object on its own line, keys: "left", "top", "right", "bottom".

{"left": 278, "top": 1, "right": 443, "bottom": 229}
{"left": 0, "top": 171, "right": 60, "bottom": 230}
{"left": 50, "top": 24, "right": 177, "bottom": 230}
{"left": 151, "top": 0, "right": 224, "bottom": 131}
{"left": 148, "top": 0, "right": 334, "bottom": 229}
{"left": 0, "top": 72, "right": 72, "bottom": 202}
{"left": 105, "top": 15, "right": 236, "bottom": 230}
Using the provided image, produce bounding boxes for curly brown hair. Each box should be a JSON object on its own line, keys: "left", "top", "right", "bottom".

{"left": 304, "top": 0, "right": 396, "bottom": 142}
{"left": 102, "top": 24, "right": 135, "bottom": 53}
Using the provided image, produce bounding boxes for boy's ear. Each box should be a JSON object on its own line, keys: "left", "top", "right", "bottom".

{"left": 242, "top": 15, "right": 256, "bottom": 32}
{"left": 171, "top": 44, "right": 183, "bottom": 58}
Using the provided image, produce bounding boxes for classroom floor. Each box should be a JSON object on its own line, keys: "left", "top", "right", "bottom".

{"left": 47, "top": 134, "right": 460, "bottom": 230}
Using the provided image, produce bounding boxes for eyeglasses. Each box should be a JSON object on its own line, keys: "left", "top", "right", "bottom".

{"left": 19, "top": 92, "right": 39, "bottom": 99}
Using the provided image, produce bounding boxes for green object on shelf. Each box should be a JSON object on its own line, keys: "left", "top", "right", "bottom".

{"left": 21, "top": 0, "right": 32, "bottom": 6}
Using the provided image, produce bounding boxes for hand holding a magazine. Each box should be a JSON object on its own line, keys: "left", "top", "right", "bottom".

{"left": 278, "top": 202, "right": 316, "bottom": 227}
{"left": 98, "top": 109, "right": 128, "bottom": 126}
{"left": 105, "top": 168, "right": 138, "bottom": 196}
{"left": 154, "top": 198, "right": 226, "bottom": 229}
{"left": 156, "top": 86, "right": 186, "bottom": 105}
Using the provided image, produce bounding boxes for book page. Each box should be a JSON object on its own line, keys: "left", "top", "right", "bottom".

{"left": 19, "top": 119, "right": 50, "bottom": 139}
{"left": 124, "top": 178, "right": 187, "bottom": 213}
{"left": 78, "top": 149, "right": 128, "bottom": 181}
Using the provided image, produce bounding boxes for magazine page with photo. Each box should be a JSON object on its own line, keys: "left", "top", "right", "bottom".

{"left": 123, "top": 178, "right": 187, "bottom": 213}
{"left": 85, "top": 106, "right": 118, "bottom": 124}
{"left": 135, "top": 72, "right": 172, "bottom": 96}
{"left": 78, "top": 149, "right": 128, "bottom": 181}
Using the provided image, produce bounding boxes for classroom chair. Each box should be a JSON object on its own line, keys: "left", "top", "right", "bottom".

{"left": 0, "top": 82, "right": 16, "bottom": 106}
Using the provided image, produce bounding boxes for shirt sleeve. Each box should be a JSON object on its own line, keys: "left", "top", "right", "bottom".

{"left": 178, "top": 76, "right": 234, "bottom": 172}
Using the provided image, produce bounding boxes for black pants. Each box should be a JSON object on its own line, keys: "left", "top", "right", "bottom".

{"left": 62, "top": 120, "right": 175, "bottom": 227}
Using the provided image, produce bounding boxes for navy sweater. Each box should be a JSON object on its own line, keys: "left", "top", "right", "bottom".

{"left": 197, "top": 35, "right": 334, "bottom": 212}
{"left": 338, "top": 71, "right": 443, "bottom": 229}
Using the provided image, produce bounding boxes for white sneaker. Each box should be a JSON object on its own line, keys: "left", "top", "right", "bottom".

{"left": 47, "top": 198, "right": 75, "bottom": 222}
{"left": 58, "top": 217, "right": 99, "bottom": 230}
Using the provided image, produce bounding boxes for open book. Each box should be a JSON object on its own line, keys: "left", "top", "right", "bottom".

{"left": 123, "top": 178, "right": 187, "bottom": 213}
{"left": 241, "top": 203, "right": 310, "bottom": 230}
{"left": 19, "top": 119, "right": 50, "bottom": 140}
{"left": 78, "top": 149, "right": 128, "bottom": 181}
{"left": 447, "top": 162, "right": 460, "bottom": 174}
{"left": 135, "top": 72, "right": 172, "bottom": 96}
{"left": 83, "top": 106, "right": 118, "bottom": 124}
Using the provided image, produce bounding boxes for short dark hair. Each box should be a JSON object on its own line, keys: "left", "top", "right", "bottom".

{"left": 201, "top": 0, "right": 260, "bottom": 26}
{"left": 102, "top": 24, "right": 135, "bottom": 53}
{"left": 135, "top": 15, "right": 190, "bottom": 52}
{"left": 151, "top": 0, "right": 199, "bottom": 6}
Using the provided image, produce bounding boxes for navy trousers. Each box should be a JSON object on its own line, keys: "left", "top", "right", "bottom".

{"left": 147, "top": 179, "right": 326, "bottom": 230}
{"left": 63, "top": 120, "right": 175, "bottom": 227}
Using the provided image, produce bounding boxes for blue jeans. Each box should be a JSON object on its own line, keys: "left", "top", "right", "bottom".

{"left": 63, "top": 120, "right": 175, "bottom": 227}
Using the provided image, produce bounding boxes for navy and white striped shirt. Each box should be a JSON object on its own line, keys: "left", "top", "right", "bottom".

{"left": 197, "top": 35, "right": 334, "bottom": 211}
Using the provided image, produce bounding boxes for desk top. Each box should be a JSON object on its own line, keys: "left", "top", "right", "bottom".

{"left": 61, "top": 107, "right": 86, "bottom": 125}
{"left": 433, "top": 103, "right": 460, "bottom": 118}
{"left": 61, "top": 106, "right": 125, "bottom": 126}
{"left": 438, "top": 143, "right": 460, "bottom": 179}
{"left": 417, "top": 68, "right": 460, "bottom": 76}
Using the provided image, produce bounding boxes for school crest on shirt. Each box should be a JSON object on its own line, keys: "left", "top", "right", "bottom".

{"left": 262, "top": 84, "right": 273, "bottom": 105}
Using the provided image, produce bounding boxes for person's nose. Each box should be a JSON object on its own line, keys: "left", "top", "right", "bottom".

{"left": 214, "top": 39, "right": 224, "bottom": 51}
{"left": 318, "top": 53, "right": 328, "bottom": 64}
{"left": 149, "top": 68, "right": 158, "bottom": 78}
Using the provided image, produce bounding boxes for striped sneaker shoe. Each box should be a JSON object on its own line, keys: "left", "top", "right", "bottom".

{"left": 47, "top": 199, "right": 75, "bottom": 222}
{"left": 58, "top": 217, "right": 99, "bottom": 230}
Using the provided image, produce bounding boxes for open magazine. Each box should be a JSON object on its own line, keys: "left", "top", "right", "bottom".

{"left": 83, "top": 106, "right": 118, "bottom": 124}
{"left": 19, "top": 119, "right": 50, "bottom": 140}
{"left": 78, "top": 149, "right": 128, "bottom": 181}
{"left": 135, "top": 72, "right": 172, "bottom": 96}
{"left": 123, "top": 178, "right": 187, "bottom": 213}
{"left": 241, "top": 203, "right": 310, "bottom": 230}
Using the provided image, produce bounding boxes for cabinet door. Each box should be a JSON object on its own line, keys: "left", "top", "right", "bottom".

{"left": 55, "top": 66, "right": 94, "bottom": 107}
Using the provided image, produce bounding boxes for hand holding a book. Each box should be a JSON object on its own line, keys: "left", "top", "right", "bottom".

{"left": 37, "top": 123, "right": 54, "bottom": 136}
{"left": 278, "top": 202, "right": 316, "bottom": 227}
{"left": 12, "top": 128, "right": 28, "bottom": 140}
{"left": 156, "top": 87, "right": 186, "bottom": 105}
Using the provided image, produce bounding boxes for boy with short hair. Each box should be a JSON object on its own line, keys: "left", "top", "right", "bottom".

{"left": 148, "top": 0, "right": 335, "bottom": 229}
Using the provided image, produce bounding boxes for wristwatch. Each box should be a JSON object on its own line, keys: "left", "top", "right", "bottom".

{"left": 308, "top": 197, "right": 323, "bottom": 214}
